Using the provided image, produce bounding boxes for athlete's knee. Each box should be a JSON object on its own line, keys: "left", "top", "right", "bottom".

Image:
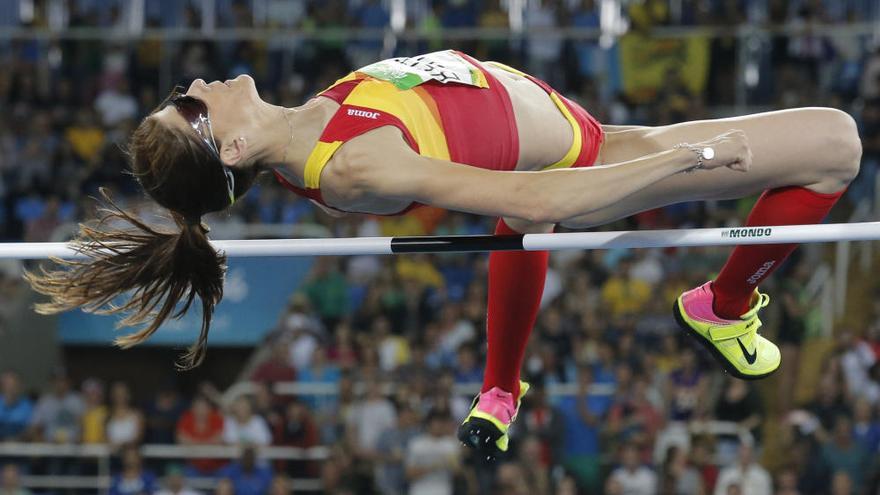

{"left": 818, "top": 108, "right": 862, "bottom": 184}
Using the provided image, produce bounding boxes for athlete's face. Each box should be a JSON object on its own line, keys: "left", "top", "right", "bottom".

{"left": 152, "top": 74, "right": 264, "bottom": 167}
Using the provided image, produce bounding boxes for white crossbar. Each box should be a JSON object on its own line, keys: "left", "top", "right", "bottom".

{"left": 0, "top": 221, "right": 876, "bottom": 259}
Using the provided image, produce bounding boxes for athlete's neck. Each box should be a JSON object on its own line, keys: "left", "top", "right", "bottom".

{"left": 258, "top": 98, "right": 337, "bottom": 187}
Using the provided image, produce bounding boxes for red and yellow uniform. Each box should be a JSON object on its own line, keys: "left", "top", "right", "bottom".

{"left": 274, "top": 50, "right": 604, "bottom": 214}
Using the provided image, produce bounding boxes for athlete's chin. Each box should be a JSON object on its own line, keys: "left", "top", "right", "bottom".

{"left": 230, "top": 74, "right": 259, "bottom": 97}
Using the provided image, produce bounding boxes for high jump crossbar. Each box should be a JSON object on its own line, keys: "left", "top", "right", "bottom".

{"left": 1, "top": 221, "right": 878, "bottom": 260}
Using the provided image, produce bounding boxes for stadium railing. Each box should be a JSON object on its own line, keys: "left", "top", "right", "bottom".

{"left": 0, "top": 443, "right": 327, "bottom": 492}
{"left": 0, "top": 419, "right": 749, "bottom": 492}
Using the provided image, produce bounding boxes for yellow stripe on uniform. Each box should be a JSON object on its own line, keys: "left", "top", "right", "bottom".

{"left": 344, "top": 79, "right": 451, "bottom": 161}
{"left": 542, "top": 93, "right": 583, "bottom": 170}
{"left": 484, "top": 60, "right": 529, "bottom": 77}
{"left": 317, "top": 72, "right": 362, "bottom": 96}
{"left": 304, "top": 141, "right": 343, "bottom": 189}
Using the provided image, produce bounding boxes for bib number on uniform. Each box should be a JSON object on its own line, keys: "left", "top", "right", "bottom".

{"left": 358, "top": 50, "right": 488, "bottom": 90}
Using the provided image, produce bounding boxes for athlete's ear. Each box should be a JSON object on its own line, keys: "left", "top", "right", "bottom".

{"left": 220, "top": 136, "right": 247, "bottom": 167}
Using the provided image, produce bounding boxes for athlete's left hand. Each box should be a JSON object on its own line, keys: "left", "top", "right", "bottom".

{"left": 692, "top": 129, "right": 753, "bottom": 172}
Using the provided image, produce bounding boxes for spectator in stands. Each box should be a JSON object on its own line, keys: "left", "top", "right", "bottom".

{"left": 523, "top": 0, "right": 564, "bottom": 85}
{"left": 297, "top": 346, "right": 341, "bottom": 412}
{"left": 830, "top": 470, "right": 854, "bottom": 495}
{"left": 109, "top": 445, "right": 157, "bottom": 495}
{"left": 145, "top": 384, "right": 186, "bottom": 444}
{"left": 821, "top": 415, "right": 870, "bottom": 488}
{"left": 93, "top": 79, "right": 138, "bottom": 127}
{"left": 0, "top": 464, "right": 30, "bottom": 495}
{"left": 327, "top": 321, "right": 358, "bottom": 369}
{"left": 300, "top": 257, "right": 349, "bottom": 329}
{"left": 517, "top": 435, "right": 552, "bottom": 494}
{"left": 176, "top": 394, "right": 226, "bottom": 476}
{"left": 251, "top": 340, "right": 297, "bottom": 383}
{"left": 666, "top": 348, "right": 709, "bottom": 422}
{"left": 452, "top": 344, "right": 482, "bottom": 384}
{"left": 840, "top": 330, "right": 877, "bottom": 398}
{"left": 374, "top": 316, "right": 410, "bottom": 373}
{"left": 809, "top": 374, "right": 851, "bottom": 433}
{"left": 275, "top": 398, "right": 318, "bottom": 448}
{"left": 375, "top": 404, "right": 420, "bottom": 495}
{"left": 495, "top": 462, "right": 532, "bottom": 495}
{"left": 106, "top": 381, "right": 144, "bottom": 448}
{"left": 852, "top": 397, "right": 880, "bottom": 453}
{"left": 28, "top": 372, "right": 83, "bottom": 443}
{"left": 775, "top": 467, "right": 801, "bottom": 495}
{"left": 223, "top": 396, "right": 272, "bottom": 447}
{"left": 714, "top": 443, "right": 772, "bottom": 495}
{"left": 214, "top": 478, "right": 235, "bottom": 495}
{"left": 22, "top": 196, "right": 64, "bottom": 243}
{"left": 274, "top": 398, "right": 319, "bottom": 479}
{"left": 405, "top": 409, "right": 460, "bottom": 495}
{"left": 606, "top": 442, "right": 658, "bottom": 495}
{"left": 0, "top": 371, "right": 32, "bottom": 441}
{"left": 592, "top": 341, "right": 618, "bottom": 385}
{"left": 600, "top": 257, "right": 652, "bottom": 318}
{"left": 349, "top": 380, "right": 397, "bottom": 460}
{"left": 658, "top": 445, "right": 704, "bottom": 495}
{"left": 218, "top": 446, "right": 273, "bottom": 495}
{"left": 520, "top": 381, "right": 565, "bottom": 467}
{"left": 555, "top": 474, "right": 578, "bottom": 495}
{"left": 556, "top": 365, "right": 609, "bottom": 492}
{"left": 80, "top": 378, "right": 108, "bottom": 444}
{"left": 691, "top": 438, "right": 720, "bottom": 492}
{"left": 63, "top": 108, "right": 105, "bottom": 164}
{"left": 607, "top": 372, "right": 663, "bottom": 459}
{"left": 286, "top": 323, "right": 320, "bottom": 373}
{"left": 154, "top": 465, "right": 200, "bottom": 495}
{"left": 252, "top": 382, "right": 284, "bottom": 434}
{"left": 714, "top": 378, "right": 764, "bottom": 462}
{"left": 777, "top": 259, "right": 812, "bottom": 412}
{"left": 269, "top": 475, "right": 292, "bottom": 495}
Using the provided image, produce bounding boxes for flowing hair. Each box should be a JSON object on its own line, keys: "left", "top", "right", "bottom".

{"left": 25, "top": 112, "right": 257, "bottom": 369}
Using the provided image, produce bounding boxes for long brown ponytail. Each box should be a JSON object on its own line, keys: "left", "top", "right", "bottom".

{"left": 26, "top": 190, "right": 225, "bottom": 369}
{"left": 25, "top": 114, "right": 256, "bottom": 369}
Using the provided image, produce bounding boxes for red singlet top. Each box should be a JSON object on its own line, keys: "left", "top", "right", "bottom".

{"left": 273, "top": 50, "right": 604, "bottom": 215}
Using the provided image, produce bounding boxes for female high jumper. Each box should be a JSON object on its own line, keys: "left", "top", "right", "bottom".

{"left": 27, "top": 50, "right": 861, "bottom": 458}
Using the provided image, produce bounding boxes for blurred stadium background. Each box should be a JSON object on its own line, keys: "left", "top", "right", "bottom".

{"left": 0, "top": 0, "right": 879, "bottom": 494}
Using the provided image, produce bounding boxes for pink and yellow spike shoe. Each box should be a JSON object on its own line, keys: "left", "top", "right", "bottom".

{"left": 457, "top": 381, "right": 529, "bottom": 460}
{"left": 673, "top": 282, "right": 780, "bottom": 380}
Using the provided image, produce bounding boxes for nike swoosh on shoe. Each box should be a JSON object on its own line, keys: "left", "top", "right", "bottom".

{"left": 737, "top": 337, "right": 758, "bottom": 364}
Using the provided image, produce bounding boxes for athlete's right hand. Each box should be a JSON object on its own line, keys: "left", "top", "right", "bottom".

{"left": 693, "top": 130, "right": 752, "bottom": 172}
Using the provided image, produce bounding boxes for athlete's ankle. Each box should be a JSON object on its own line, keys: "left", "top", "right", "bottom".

{"left": 710, "top": 282, "right": 750, "bottom": 320}
{"left": 480, "top": 383, "right": 519, "bottom": 399}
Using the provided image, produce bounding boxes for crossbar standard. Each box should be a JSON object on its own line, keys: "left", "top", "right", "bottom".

{"left": 1, "top": 221, "right": 878, "bottom": 259}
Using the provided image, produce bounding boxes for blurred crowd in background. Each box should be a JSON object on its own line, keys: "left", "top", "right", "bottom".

{"left": 2, "top": 0, "right": 880, "bottom": 494}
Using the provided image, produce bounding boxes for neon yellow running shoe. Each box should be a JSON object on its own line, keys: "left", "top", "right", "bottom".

{"left": 457, "top": 381, "right": 530, "bottom": 460}
{"left": 673, "top": 282, "right": 780, "bottom": 380}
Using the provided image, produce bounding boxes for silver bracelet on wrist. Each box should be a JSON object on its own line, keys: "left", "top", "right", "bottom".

{"left": 673, "top": 143, "right": 715, "bottom": 173}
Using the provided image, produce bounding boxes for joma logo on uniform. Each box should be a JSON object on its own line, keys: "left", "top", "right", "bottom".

{"left": 347, "top": 108, "right": 380, "bottom": 119}
{"left": 722, "top": 227, "right": 773, "bottom": 238}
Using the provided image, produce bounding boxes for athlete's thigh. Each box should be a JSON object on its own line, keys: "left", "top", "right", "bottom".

{"left": 564, "top": 108, "right": 851, "bottom": 228}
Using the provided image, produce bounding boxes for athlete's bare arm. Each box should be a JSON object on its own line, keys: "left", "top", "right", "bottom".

{"left": 319, "top": 126, "right": 753, "bottom": 223}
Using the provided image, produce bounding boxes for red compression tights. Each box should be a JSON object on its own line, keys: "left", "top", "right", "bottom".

{"left": 481, "top": 219, "right": 549, "bottom": 399}
{"left": 712, "top": 186, "right": 845, "bottom": 319}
